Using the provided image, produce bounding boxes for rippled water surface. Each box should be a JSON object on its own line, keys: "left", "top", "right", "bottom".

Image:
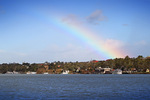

{"left": 0, "top": 74, "right": 150, "bottom": 100}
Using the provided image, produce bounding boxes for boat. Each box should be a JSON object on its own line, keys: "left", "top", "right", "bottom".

{"left": 112, "top": 69, "right": 122, "bottom": 74}
{"left": 62, "top": 70, "right": 69, "bottom": 74}
{"left": 43, "top": 72, "right": 49, "bottom": 74}
{"left": 26, "top": 71, "right": 36, "bottom": 74}
{"left": 5, "top": 71, "right": 19, "bottom": 74}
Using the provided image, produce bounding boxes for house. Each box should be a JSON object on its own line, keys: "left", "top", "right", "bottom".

{"left": 47, "top": 69, "right": 54, "bottom": 74}
{"left": 55, "top": 69, "right": 63, "bottom": 74}
{"left": 95, "top": 67, "right": 102, "bottom": 74}
{"left": 95, "top": 67, "right": 111, "bottom": 74}
{"left": 146, "top": 69, "right": 149, "bottom": 73}
{"left": 76, "top": 67, "right": 80, "bottom": 72}
{"left": 103, "top": 68, "right": 111, "bottom": 73}
{"left": 92, "top": 60, "right": 99, "bottom": 63}
{"left": 62, "top": 70, "right": 69, "bottom": 74}
{"left": 13, "top": 71, "right": 19, "bottom": 74}
{"left": 37, "top": 68, "right": 46, "bottom": 74}
{"left": 44, "top": 65, "right": 49, "bottom": 70}
{"left": 5, "top": 71, "right": 13, "bottom": 74}
{"left": 131, "top": 68, "right": 137, "bottom": 73}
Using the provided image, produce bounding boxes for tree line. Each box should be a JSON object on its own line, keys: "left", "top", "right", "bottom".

{"left": 0, "top": 55, "right": 150, "bottom": 74}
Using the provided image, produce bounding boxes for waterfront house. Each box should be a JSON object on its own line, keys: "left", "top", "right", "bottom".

{"left": 55, "top": 69, "right": 63, "bottom": 74}
{"left": 95, "top": 67, "right": 111, "bottom": 74}
{"left": 13, "top": 71, "right": 19, "bottom": 74}
{"left": 112, "top": 69, "right": 122, "bottom": 74}
{"left": 94, "top": 67, "right": 102, "bottom": 74}
{"left": 47, "top": 69, "right": 54, "bottom": 74}
{"left": 44, "top": 65, "right": 49, "bottom": 70}
{"left": 62, "top": 70, "right": 69, "bottom": 74}
{"left": 5, "top": 71, "right": 13, "bottom": 74}
{"left": 146, "top": 69, "right": 149, "bottom": 72}
{"left": 103, "top": 68, "right": 111, "bottom": 74}
{"left": 37, "top": 67, "right": 46, "bottom": 74}
{"left": 131, "top": 68, "right": 137, "bottom": 73}
{"left": 76, "top": 67, "right": 80, "bottom": 73}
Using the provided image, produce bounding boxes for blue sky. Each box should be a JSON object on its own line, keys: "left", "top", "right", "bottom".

{"left": 0, "top": 0, "right": 150, "bottom": 63}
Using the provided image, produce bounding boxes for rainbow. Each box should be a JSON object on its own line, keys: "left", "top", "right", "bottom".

{"left": 36, "top": 12, "right": 126, "bottom": 60}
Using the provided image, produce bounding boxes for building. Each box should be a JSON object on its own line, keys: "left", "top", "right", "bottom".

{"left": 44, "top": 65, "right": 49, "bottom": 70}
{"left": 146, "top": 69, "right": 149, "bottom": 73}
{"left": 103, "top": 68, "right": 111, "bottom": 73}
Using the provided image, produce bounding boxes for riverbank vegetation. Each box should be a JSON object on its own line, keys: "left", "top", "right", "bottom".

{"left": 0, "top": 55, "right": 150, "bottom": 74}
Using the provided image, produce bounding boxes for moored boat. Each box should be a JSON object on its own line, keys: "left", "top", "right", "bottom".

{"left": 112, "top": 69, "right": 122, "bottom": 74}
{"left": 62, "top": 70, "right": 69, "bottom": 74}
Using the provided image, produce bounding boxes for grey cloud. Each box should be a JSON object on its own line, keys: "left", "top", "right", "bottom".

{"left": 87, "top": 10, "right": 107, "bottom": 25}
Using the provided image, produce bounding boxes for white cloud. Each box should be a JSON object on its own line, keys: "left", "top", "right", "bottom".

{"left": 101, "top": 39, "right": 128, "bottom": 58}
{"left": 87, "top": 10, "right": 107, "bottom": 25}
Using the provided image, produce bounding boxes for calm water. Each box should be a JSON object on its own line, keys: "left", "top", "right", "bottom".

{"left": 0, "top": 74, "right": 150, "bottom": 100}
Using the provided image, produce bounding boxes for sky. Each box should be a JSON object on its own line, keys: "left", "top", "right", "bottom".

{"left": 0, "top": 0, "right": 150, "bottom": 63}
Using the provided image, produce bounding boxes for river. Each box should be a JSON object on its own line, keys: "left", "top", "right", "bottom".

{"left": 0, "top": 74, "right": 150, "bottom": 100}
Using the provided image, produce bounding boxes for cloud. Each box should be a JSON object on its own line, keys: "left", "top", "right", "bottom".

{"left": 108, "top": 40, "right": 150, "bottom": 58}
{"left": 62, "top": 14, "right": 82, "bottom": 25}
{"left": 87, "top": 10, "right": 107, "bottom": 25}
{"left": 62, "top": 10, "right": 107, "bottom": 25}
{"left": 102, "top": 39, "right": 128, "bottom": 57}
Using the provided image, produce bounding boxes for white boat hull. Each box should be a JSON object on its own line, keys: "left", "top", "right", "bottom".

{"left": 112, "top": 69, "right": 122, "bottom": 74}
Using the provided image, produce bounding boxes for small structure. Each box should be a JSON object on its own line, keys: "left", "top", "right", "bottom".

{"left": 62, "top": 70, "right": 69, "bottom": 74}
{"left": 5, "top": 71, "right": 19, "bottom": 74}
{"left": 76, "top": 67, "right": 80, "bottom": 73}
{"left": 37, "top": 67, "right": 46, "bottom": 74}
{"left": 13, "top": 71, "right": 19, "bottom": 74}
{"left": 103, "top": 68, "right": 111, "bottom": 74}
{"left": 47, "top": 69, "right": 54, "bottom": 74}
{"left": 146, "top": 69, "right": 149, "bottom": 73}
{"left": 5, "top": 71, "right": 13, "bottom": 74}
{"left": 26, "top": 71, "right": 36, "bottom": 74}
{"left": 112, "top": 69, "right": 122, "bottom": 74}
{"left": 43, "top": 72, "right": 49, "bottom": 74}
{"left": 95, "top": 67, "right": 103, "bottom": 74}
{"left": 44, "top": 65, "right": 49, "bottom": 70}
{"left": 131, "top": 68, "right": 137, "bottom": 73}
{"left": 55, "top": 69, "right": 63, "bottom": 74}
